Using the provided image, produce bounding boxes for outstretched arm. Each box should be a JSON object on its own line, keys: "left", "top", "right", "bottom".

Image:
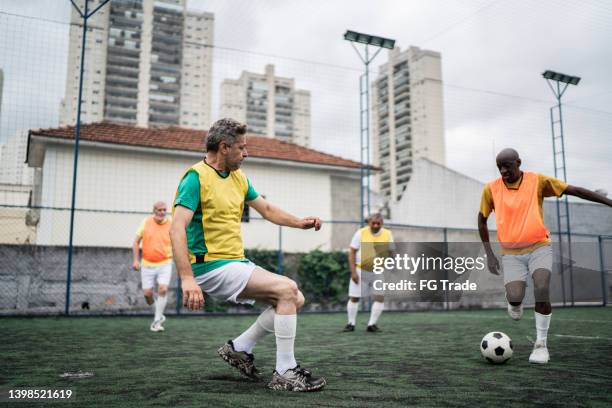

{"left": 170, "top": 205, "right": 204, "bottom": 310}
{"left": 564, "top": 185, "right": 612, "bottom": 207}
{"left": 248, "top": 196, "right": 321, "bottom": 230}
{"left": 478, "top": 213, "right": 500, "bottom": 275}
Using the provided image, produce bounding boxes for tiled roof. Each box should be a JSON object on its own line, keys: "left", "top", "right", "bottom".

{"left": 30, "top": 122, "right": 362, "bottom": 169}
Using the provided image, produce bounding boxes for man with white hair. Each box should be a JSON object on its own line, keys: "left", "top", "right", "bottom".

{"left": 132, "top": 201, "right": 173, "bottom": 332}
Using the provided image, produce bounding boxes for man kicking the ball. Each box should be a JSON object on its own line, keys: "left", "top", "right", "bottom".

{"left": 170, "top": 118, "right": 326, "bottom": 391}
{"left": 478, "top": 148, "right": 611, "bottom": 363}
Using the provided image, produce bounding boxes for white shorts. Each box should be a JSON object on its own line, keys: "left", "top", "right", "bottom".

{"left": 348, "top": 268, "right": 384, "bottom": 298}
{"left": 195, "top": 261, "right": 257, "bottom": 305}
{"left": 502, "top": 245, "right": 553, "bottom": 284}
{"left": 141, "top": 262, "right": 173, "bottom": 290}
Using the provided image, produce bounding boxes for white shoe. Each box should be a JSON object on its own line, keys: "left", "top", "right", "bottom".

{"left": 505, "top": 294, "right": 523, "bottom": 320}
{"left": 159, "top": 314, "right": 166, "bottom": 324}
{"left": 150, "top": 320, "right": 165, "bottom": 332}
{"left": 528, "top": 340, "right": 549, "bottom": 364}
{"left": 507, "top": 302, "right": 523, "bottom": 320}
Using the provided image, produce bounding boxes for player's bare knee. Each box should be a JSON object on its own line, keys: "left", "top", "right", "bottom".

{"left": 143, "top": 289, "right": 154, "bottom": 304}
{"left": 373, "top": 295, "right": 384, "bottom": 303}
{"left": 505, "top": 282, "right": 525, "bottom": 304}
{"left": 349, "top": 297, "right": 360, "bottom": 303}
{"left": 158, "top": 286, "right": 168, "bottom": 297}
{"left": 277, "top": 278, "right": 299, "bottom": 304}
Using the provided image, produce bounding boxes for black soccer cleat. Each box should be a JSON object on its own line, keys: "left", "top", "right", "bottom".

{"left": 343, "top": 323, "right": 355, "bottom": 332}
{"left": 366, "top": 325, "right": 380, "bottom": 332}
{"left": 217, "top": 340, "right": 261, "bottom": 380}
{"left": 268, "top": 365, "right": 326, "bottom": 392}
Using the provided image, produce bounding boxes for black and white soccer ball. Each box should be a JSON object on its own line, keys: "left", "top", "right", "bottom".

{"left": 480, "top": 331, "right": 513, "bottom": 364}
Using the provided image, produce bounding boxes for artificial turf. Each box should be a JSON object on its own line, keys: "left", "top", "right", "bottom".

{"left": 2, "top": 307, "right": 611, "bottom": 407}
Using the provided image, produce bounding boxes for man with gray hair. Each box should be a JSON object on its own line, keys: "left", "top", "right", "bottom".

{"left": 132, "top": 201, "right": 173, "bottom": 332}
{"left": 344, "top": 213, "right": 394, "bottom": 333}
{"left": 171, "top": 118, "right": 326, "bottom": 391}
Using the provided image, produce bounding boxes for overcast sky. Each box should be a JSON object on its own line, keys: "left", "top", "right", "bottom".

{"left": 1, "top": 0, "right": 611, "bottom": 193}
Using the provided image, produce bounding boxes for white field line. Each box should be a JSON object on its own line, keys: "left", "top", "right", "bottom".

{"left": 554, "top": 334, "right": 612, "bottom": 341}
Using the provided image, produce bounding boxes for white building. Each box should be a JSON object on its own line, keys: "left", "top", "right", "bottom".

{"left": 59, "top": 0, "right": 214, "bottom": 130}
{"left": 220, "top": 64, "right": 311, "bottom": 147}
{"left": 372, "top": 46, "right": 445, "bottom": 204}
{"left": 0, "top": 130, "right": 34, "bottom": 186}
{"left": 26, "top": 122, "right": 361, "bottom": 251}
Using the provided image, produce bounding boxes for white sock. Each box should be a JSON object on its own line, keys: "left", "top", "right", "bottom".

{"left": 368, "top": 301, "right": 384, "bottom": 326}
{"left": 347, "top": 300, "right": 359, "bottom": 325}
{"left": 154, "top": 294, "right": 167, "bottom": 321}
{"left": 275, "top": 314, "right": 297, "bottom": 375}
{"left": 535, "top": 311, "right": 551, "bottom": 344}
{"left": 232, "top": 307, "right": 275, "bottom": 353}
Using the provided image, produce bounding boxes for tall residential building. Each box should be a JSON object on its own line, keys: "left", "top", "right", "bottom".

{"left": 59, "top": 0, "right": 214, "bottom": 130}
{"left": 220, "top": 64, "right": 311, "bottom": 147}
{"left": 0, "top": 69, "right": 3, "bottom": 122}
{"left": 372, "top": 46, "right": 445, "bottom": 203}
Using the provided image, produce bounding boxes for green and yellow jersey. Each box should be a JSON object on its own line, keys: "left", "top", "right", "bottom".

{"left": 173, "top": 160, "right": 259, "bottom": 276}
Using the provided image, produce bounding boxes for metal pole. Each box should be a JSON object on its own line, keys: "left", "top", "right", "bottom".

{"left": 65, "top": 0, "right": 90, "bottom": 316}
{"left": 556, "top": 85, "right": 574, "bottom": 306}
{"left": 365, "top": 45, "right": 371, "bottom": 216}
{"left": 64, "top": 0, "right": 110, "bottom": 315}
{"left": 551, "top": 106, "right": 566, "bottom": 307}
{"left": 599, "top": 236, "right": 607, "bottom": 306}
{"left": 277, "top": 226, "right": 284, "bottom": 275}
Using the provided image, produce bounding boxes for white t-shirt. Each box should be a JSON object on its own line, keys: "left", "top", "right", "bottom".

{"left": 350, "top": 228, "right": 395, "bottom": 266}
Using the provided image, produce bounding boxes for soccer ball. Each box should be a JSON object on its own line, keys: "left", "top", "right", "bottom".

{"left": 480, "top": 331, "right": 513, "bottom": 364}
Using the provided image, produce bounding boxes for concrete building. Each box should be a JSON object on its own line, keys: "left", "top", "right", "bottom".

{"left": 0, "top": 68, "right": 3, "bottom": 122}
{"left": 220, "top": 64, "right": 311, "bottom": 147}
{"left": 59, "top": 0, "right": 214, "bottom": 130}
{"left": 0, "top": 130, "right": 33, "bottom": 186}
{"left": 26, "top": 122, "right": 360, "bottom": 250}
{"left": 372, "top": 46, "right": 445, "bottom": 204}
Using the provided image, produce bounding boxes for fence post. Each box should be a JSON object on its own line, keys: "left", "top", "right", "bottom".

{"left": 176, "top": 274, "right": 182, "bottom": 315}
{"left": 599, "top": 236, "right": 607, "bottom": 307}
{"left": 443, "top": 228, "right": 449, "bottom": 310}
{"left": 277, "top": 226, "right": 284, "bottom": 275}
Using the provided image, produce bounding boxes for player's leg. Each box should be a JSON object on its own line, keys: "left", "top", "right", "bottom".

{"left": 141, "top": 267, "right": 155, "bottom": 305}
{"left": 528, "top": 245, "right": 553, "bottom": 364}
{"left": 239, "top": 267, "right": 326, "bottom": 391}
{"left": 367, "top": 294, "right": 384, "bottom": 332}
{"left": 345, "top": 268, "right": 362, "bottom": 331}
{"left": 152, "top": 263, "right": 172, "bottom": 328}
{"left": 501, "top": 253, "right": 529, "bottom": 320}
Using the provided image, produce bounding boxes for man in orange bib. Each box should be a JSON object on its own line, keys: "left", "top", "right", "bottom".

{"left": 478, "top": 148, "right": 611, "bottom": 363}
{"left": 132, "top": 201, "right": 173, "bottom": 332}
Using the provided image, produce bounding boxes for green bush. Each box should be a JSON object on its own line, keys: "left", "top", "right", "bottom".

{"left": 296, "top": 249, "right": 349, "bottom": 307}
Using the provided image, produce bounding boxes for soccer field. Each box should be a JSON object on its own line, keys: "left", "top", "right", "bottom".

{"left": 2, "top": 308, "right": 612, "bottom": 407}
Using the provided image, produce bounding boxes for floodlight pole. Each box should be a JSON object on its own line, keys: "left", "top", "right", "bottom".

{"left": 347, "top": 41, "right": 384, "bottom": 226}
{"left": 543, "top": 73, "right": 577, "bottom": 307}
{"left": 65, "top": 0, "right": 111, "bottom": 316}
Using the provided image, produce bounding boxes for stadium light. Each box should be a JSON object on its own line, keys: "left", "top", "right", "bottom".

{"left": 344, "top": 30, "right": 395, "bottom": 49}
{"left": 344, "top": 30, "right": 396, "bottom": 225}
{"left": 542, "top": 70, "right": 581, "bottom": 86}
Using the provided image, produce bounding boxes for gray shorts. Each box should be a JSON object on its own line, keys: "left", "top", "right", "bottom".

{"left": 348, "top": 268, "right": 385, "bottom": 298}
{"left": 194, "top": 261, "right": 257, "bottom": 305}
{"left": 502, "top": 245, "right": 553, "bottom": 284}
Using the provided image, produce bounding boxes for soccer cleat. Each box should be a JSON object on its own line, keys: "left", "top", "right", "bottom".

{"left": 268, "top": 365, "right": 326, "bottom": 392}
{"left": 217, "top": 340, "right": 261, "bottom": 380}
{"left": 366, "top": 325, "right": 380, "bottom": 332}
{"left": 343, "top": 324, "right": 355, "bottom": 332}
{"left": 505, "top": 294, "right": 523, "bottom": 320}
{"left": 528, "top": 340, "right": 550, "bottom": 364}
{"left": 150, "top": 319, "right": 165, "bottom": 332}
